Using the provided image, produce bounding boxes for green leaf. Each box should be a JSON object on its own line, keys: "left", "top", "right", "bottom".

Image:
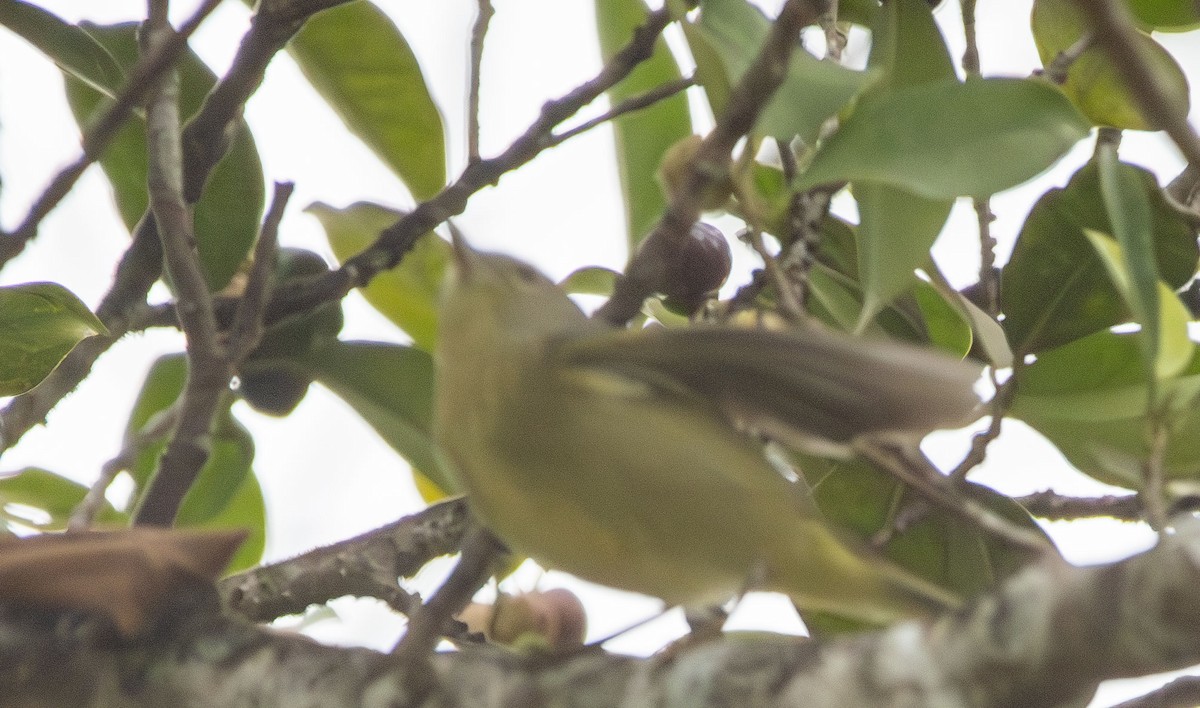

{"left": 0, "top": 282, "right": 106, "bottom": 396}
{"left": 839, "top": 0, "right": 881, "bottom": 25}
{"left": 286, "top": 1, "right": 445, "bottom": 201}
{"left": 307, "top": 201, "right": 446, "bottom": 351}
{"left": 0, "top": 467, "right": 124, "bottom": 532}
{"left": 1012, "top": 330, "right": 1200, "bottom": 488}
{"left": 559, "top": 266, "right": 621, "bottom": 296}
{"left": 1083, "top": 230, "right": 1193, "bottom": 381}
{"left": 911, "top": 280, "right": 973, "bottom": 359}
{"left": 797, "top": 78, "right": 1090, "bottom": 198}
{"left": 1032, "top": 0, "right": 1191, "bottom": 128}
{"left": 1127, "top": 0, "right": 1200, "bottom": 30}
{"left": 62, "top": 22, "right": 264, "bottom": 291}
{"left": 125, "top": 355, "right": 263, "bottom": 540}
{"left": 695, "top": 0, "right": 875, "bottom": 143}
{"left": 803, "top": 264, "right": 965, "bottom": 351}
{"left": 868, "top": 0, "right": 956, "bottom": 89}
{"left": 799, "top": 453, "right": 1045, "bottom": 601}
{"left": 0, "top": 0, "right": 123, "bottom": 94}
{"left": 297, "top": 340, "right": 447, "bottom": 495}
{"left": 179, "top": 462, "right": 265, "bottom": 573}
{"left": 852, "top": 182, "right": 953, "bottom": 329}
{"left": 680, "top": 21, "right": 732, "bottom": 118}
{"left": 925, "top": 270, "right": 1014, "bottom": 368}
{"left": 596, "top": 0, "right": 693, "bottom": 245}
{"left": 1095, "top": 146, "right": 1162, "bottom": 381}
{"left": 1001, "top": 160, "right": 1198, "bottom": 355}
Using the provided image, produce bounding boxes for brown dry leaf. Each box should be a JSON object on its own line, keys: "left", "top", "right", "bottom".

{"left": 0, "top": 527, "right": 247, "bottom": 636}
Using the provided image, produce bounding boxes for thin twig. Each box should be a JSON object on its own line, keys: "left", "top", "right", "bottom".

{"left": 1015, "top": 489, "right": 1143, "bottom": 522}
{"left": 228, "top": 182, "right": 293, "bottom": 361}
{"left": 550, "top": 75, "right": 696, "bottom": 147}
{"left": 596, "top": 0, "right": 825, "bottom": 326}
{"left": 133, "top": 1, "right": 231, "bottom": 528}
{"left": 1041, "top": 31, "right": 1093, "bottom": 85}
{"left": 855, "top": 439, "right": 1051, "bottom": 553}
{"left": 391, "top": 525, "right": 507, "bottom": 699}
{"left": 467, "top": 0, "right": 494, "bottom": 164}
{"left": 817, "top": 0, "right": 845, "bottom": 63}
{"left": 972, "top": 198, "right": 1000, "bottom": 317}
{"left": 1072, "top": 0, "right": 1200, "bottom": 167}
{"left": 949, "top": 370, "right": 1016, "bottom": 482}
{"left": 1141, "top": 411, "right": 1170, "bottom": 532}
{"left": 740, "top": 228, "right": 804, "bottom": 322}
{"left": 960, "top": 0, "right": 980, "bottom": 76}
{"left": 0, "top": 0, "right": 224, "bottom": 270}
{"left": 67, "top": 405, "right": 182, "bottom": 531}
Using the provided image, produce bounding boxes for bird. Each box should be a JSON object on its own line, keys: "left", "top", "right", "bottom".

{"left": 433, "top": 232, "right": 983, "bottom": 625}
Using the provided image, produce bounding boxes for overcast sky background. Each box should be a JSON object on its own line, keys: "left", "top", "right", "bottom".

{"left": 2, "top": 1, "right": 1199, "bottom": 704}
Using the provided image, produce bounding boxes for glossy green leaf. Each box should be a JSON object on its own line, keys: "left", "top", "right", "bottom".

{"left": 0, "top": 282, "right": 106, "bottom": 396}
{"left": 695, "top": 0, "right": 875, "bottom": 143}
{"left": 286, "top": 1, "right": 445, "bottom": 200}
{"left": 597, "top": 0, "right": 693, "bottom": 245}
{"left": 307, "top": 201, "right": 446, "bottom": 351}
{"left": 853, "top": 182, "right": 953, "bottom": 330}
{"left": 799, "top": 453, "right": 1046, "bottom": 603}
{"left": 297, "top": 340, "right": 447, "bottom": 495}
{"left": 1001, "top": 160, "right": 1198, "bottom": 354}
{"left": 1083, "top": 230, "right": 1193, "bottom": 380}
{"left": 0, "top": 467, "right": 124, "bottom": 532}
{"left": 1012, "top": 330, "right": 1200, "bottom": 488}
{"left": 797, "top": 78, "right": 1089, "bottom": 198}
{"left": 0, "top": 0, "right": 123, "bottom": 94}
{"left": 63, "top": 23, "right": 264, "bottom": 291}
{"left": 1032, "top": 0, "right": 1191, "bottom": 129}
{"left": 124, "top": 355, "right": 262, "bottom": 543}
{"left": 1128, "top": 0, "right": 1200, "bottom": 30}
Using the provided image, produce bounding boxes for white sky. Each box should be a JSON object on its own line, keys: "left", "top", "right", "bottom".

{"left": 1, "top": 1, "right": 1198, "bottom": 704}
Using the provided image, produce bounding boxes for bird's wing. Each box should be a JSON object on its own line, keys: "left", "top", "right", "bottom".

{"left": 554, "top": 324, "right": 984, "bottom": 450}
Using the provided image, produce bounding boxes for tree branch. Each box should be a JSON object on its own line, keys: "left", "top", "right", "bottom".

{"left": 12, "top": 514, "right": 1200, "bottom": 706}
{"left": 1015, "top": 489, "right": 1143, "bottom": 523}
{"left": 133, "top": 1, "right": 230, "bottom": 528}
{"left": 219, "top": 498, "right": 471, "bottom": 623}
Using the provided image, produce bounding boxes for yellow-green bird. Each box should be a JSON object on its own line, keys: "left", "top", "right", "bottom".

{"left": 434, "top": 234, "right": 982, "bottom": 624}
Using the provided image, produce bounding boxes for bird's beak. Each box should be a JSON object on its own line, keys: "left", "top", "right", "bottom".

{"left": 448, "top": 222, "right": 479, "bottom": 279}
